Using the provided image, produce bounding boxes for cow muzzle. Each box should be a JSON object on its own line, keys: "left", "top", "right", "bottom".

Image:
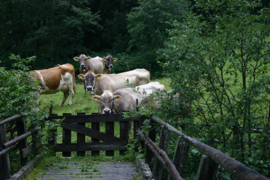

{"left": 103, "top": 108, "right": 111, "bottom": 114}
{"left": 80, "top": 63, "right": 85, "bottom": 68}
{"left": 86, "top": 86, "right": 93, "bottom": 91}
{"left": 108, "top": 64, "right": 113, "bottom": 68}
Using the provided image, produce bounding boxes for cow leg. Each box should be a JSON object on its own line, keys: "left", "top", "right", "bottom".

{"left": 67, "top": 85, "right": 75, "bottom": 106}
{"left": 60, "top": 91, "right": 69, "bottom": 106}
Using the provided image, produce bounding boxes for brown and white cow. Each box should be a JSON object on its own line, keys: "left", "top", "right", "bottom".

{"left": 33, "top": 63, "right": 76, "bottom": 106}
{"left": 78, "top": 68, "right": 150, "bottom": 96}
{"left": 74, "top": 54, "right": 117, "bottom": 94}
{"left": 92, "top": 82, "right": 165, "bottom": 114}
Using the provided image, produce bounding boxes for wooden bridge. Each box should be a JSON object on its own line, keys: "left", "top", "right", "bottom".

{"left": 0, "top": 113, "right": 269, "bottom": 180}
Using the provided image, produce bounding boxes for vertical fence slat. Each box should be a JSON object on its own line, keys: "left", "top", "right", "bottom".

{"left": 133, "top": 120, "right": 140, "bottom": 151}
{"left": 91, "top": 122, "right": 100, "bottom": 156}
{"left": 120, "top": 121, "right": 129, "bottom": 155}
{"left": 48, "top": 114, "right": 58, "bottom": 156}
{"left": 62, "top": 113, "right": 71, "bottom": 157}
{"left": 153, "top": 126, "right": 171, "bottom": 180}
{"left": 195, "top": 155, "right": 218, "bottom": 180}
{"left": 77, "top": 113, "right": 86, "bottom": 156}
{"left": 16, "top": 118, "right": 29, "bottom": 166}
{"left": 0, "top": 124, "right": 11, "bottom": 179}
{"left": 145, "top": 119, "right": 156, "bottom": 170}
{"left": 106, "top": 122, "right": 114, "bottom": 156}
{"left": 168, "top": 136, "right": 190, "bottom": 180}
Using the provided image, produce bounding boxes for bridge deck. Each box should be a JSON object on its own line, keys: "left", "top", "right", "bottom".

{"left": 35, "top": 158, "right": 138, "bottom": 180}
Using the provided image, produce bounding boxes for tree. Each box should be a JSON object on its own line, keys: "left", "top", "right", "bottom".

{"left": 125, "top": 0, "right": 189, "bottom": 78}
{"left": 161, "top": 0, "right": 270, "bottom": 176}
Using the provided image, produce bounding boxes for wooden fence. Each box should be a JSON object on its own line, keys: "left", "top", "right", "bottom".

{"left": 46, "top": 112, "right": 141, "bottom": 157}
{"left": 0, "top": 114, "right": 42, "bottom": 180}
{"left": 138, "top": 116, "right": 269, "bottom": 180}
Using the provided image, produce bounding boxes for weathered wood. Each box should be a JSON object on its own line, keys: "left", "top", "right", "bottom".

{"left": 47, "top": 113, "right": 139, "bottom": 123}
{"left": 168, "top": 136, "right": 190, "bottom": 180}
{"left": 77, "top": 113, "right": 86, "bottom": 156}
{"left": 0, "top": 124, "right": 11, "bottom": 179}
{"left": 10, "top": 154, "right": 42, "bottom": 180}
{"left": 16, "top": 118, "right": 29, "bottom": 166}
{"left": 0, "top": 114, "right": 21, "bottom": 126}
{"left": 61, "top": 122, "right": 123, "bottom": 143}
{"left": 91, "top": 122, "right": 100, "bottom": 156}
{"left": 196, "top": 155, "right": 218, "bottom": 180}
{"left": 106, "top": 122, "right": 114, "bottom": 156}
{"left": 151, "top": 116, "right": 269, "bottom": 180}
{"left": 21, "top": 142, "right": 41, "bottom": 159}
{"left": 133, "top": 121, "right": 140, "bottom": 151}
{"left": 2, "top": 127, "right": 40, "bottom": 149}
{"left": 153, "top": 126, "right": 171, "bottom": 180}
{"left": 54, "top": 142, "right": 127, "bottom": 151}
{"left": 145, "top": 119, "right": 156, "bottom": 170}
{"left": 120, "top": 121, "right": 129, "bottom": 155}
{"left": 139, "top": 133, "right": 182, "bottom": 180}
{"left": 0, "top": 145, "right": 15, "bottom": 157}
{"left": 62, "top": 113, "right": 72, "bottom": 157}
{"left": 48, "top": 114, "right": 58, "bottom": 156}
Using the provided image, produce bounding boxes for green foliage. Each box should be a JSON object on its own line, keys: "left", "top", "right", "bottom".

{"left": 160, "top": 0, "right": 270, "bottom": 177}
{"left": 0, "top": 54, "right": 63, "bottom": 172}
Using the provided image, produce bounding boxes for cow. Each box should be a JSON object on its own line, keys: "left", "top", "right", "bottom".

{"left": 77, "top": 68, "right": 150, "bottom": 96}
{"left": 92, "top": 82, "right": 165, "bottom": 114}
{"left": 33, "top": 63, "right": 76, "bottom": 107}
{"left": 102, "top": 55, "right": 117, "bottom": 74}
{"left": 73, "top": 54, "right": 117, "bottom": 94}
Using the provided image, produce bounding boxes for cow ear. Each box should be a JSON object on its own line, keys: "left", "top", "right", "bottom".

{"left": 96, "top": 74, "right": 102, "bottom": 79}
{"left": 92, "top": 95, "right": 101, "bottom": 102}
{"left": 113, "top": 95, "right": 122, "bottom": 101}
{"left": 78, "top": 74, "right": 85, "bottom": 80}
{"left": 86, "top": 56, "right": 91, "bottom": 60}
{"left": 73, "top": 57, "right": 79, "bottom": 61}
{"left": 113, "top": 58, "right": 118, "bottom": 62}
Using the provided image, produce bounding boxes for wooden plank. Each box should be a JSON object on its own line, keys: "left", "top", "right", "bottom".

{"left": 16, "top": 118, "right": 28, "bottom": 166}
{"left": 170, "top": 136, "right": 190, "bottom": 179}
{"left": 91, "top": 122, "right": 100, "bottom": 156}
{"left": 47, "top": 113, "right": 139, "bottom": 123}
{"left": 54, "top": 142, "right": 127, "bottom": 152}
{"left": 106, "top": 122, "right": 114, "bottom": 156}
{"left": 76, "top": 113, "right": 85, "bottom": 156}
{"left": 0, "top": 124, "right": 11, "bottom": 179}
{"left": 0, "top": 114, "right": 21, "bottom": 126}
{"left": 196, "top": 155, "right": 218, "bottom": 180}
{"left": 21, "top": 143, "right": 41, "bottom": 159}
{"left": 61, "top": 123, "right": 122, "bottom": 143}
{"left": 145, "top": 119, "right": 156, "bottom": 170}
{"left": 62, "top": 113, "right": 72, "bottom": 157}
{"left": 120, "top": 121, "right": 129, "bottom": 155}
{"left": 153, "top": 126, "right": 171, "bottom": 180}
{"left": 133, "top": 121, "right": 140, "bottom": 151}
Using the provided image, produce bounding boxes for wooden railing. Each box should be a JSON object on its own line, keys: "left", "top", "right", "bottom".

{"left": 138, "top": 116, "right": 269, "bottom": 180}
{"left": 0, "top": 114, "right": 42, "bottom": 180}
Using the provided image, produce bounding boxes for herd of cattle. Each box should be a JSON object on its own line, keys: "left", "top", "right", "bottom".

{"left": 33, "top": 54, "right": 165, "bottom": 114}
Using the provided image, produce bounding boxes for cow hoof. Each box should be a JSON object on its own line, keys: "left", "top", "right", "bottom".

{"left": 90, "top": 92, "right": 94, "bottom": 95}
{"left": 68, "top": 104, "right": 72, "bottom": 106}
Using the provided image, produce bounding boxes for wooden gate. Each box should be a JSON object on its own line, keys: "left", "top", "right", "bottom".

{"left": 47, "top": 113, "right": 141, "bottom": 157}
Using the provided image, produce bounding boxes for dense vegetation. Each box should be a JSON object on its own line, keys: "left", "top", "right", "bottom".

{"left": 1, "top": 0, "right": 270, "bottom": 179}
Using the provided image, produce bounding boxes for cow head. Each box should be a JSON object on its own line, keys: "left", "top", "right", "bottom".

{"left": 74, "top": 54, "right": 91, "bottom": 73}
{"left": 78, "top": 70, "right": 96, "bottom": 92}
{"left": 92, "top": 90, "right": 121, "bottom": 114}
{"left": 103, "top": 55, "right": 117, "bottom": 73}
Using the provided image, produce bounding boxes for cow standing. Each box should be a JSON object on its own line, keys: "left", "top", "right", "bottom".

{"left": 77, "top": 68, "right": 150, "bottom": 97}
{"left": 33, "top": 63, "right": 76, "bottom": 107}
{"left": 73, "top": 54, "right": 117, "bottom": 94}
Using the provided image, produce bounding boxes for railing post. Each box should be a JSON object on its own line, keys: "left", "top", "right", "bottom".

{"left": 0, "top": 124, "right": 11, "bottom": 179}
{"left": 145, "top": 119, "right": 156, "bottom": 170}
{"left": 196, "top": 155, "right": 218, "bottom": 180}
{"left": 48, "top": 114, "right": 58, "bottom": 156}
{"left": 152, "top": 126, "right": 171, "bottom": 180}
{"left": 106, "top": 120, "right": 114, "bottom": 156}
{"left": 120, "top": 114, "right": 129, "bottom": 155}
{"left": 168, "top": 136, "right": 190, "bottom": 180}
{"left": 16, "top": 117, "right": 29, "bottom": 166}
